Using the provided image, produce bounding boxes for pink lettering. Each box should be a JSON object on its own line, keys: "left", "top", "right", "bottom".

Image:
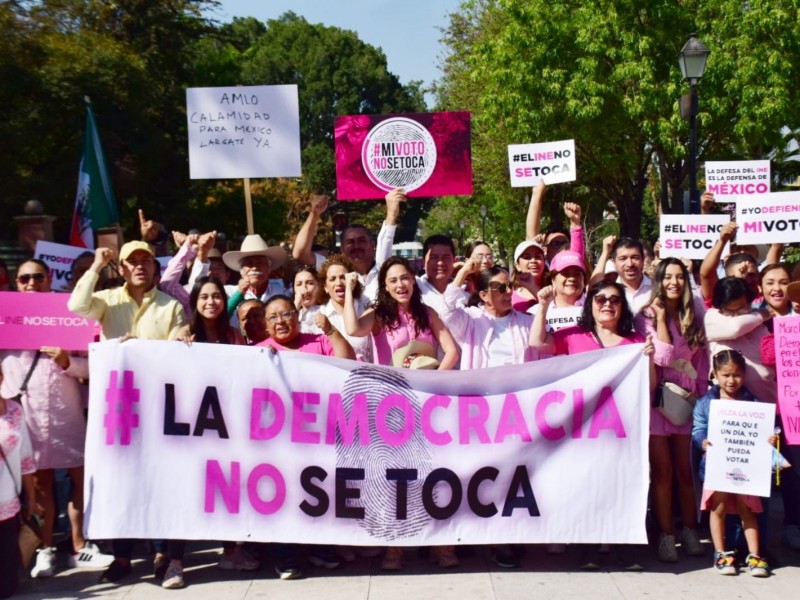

{"left": 494, "top": 393, "right": 532, "bottom": 442}
{"left": 325, "top": 393, "right": 369, "bottom": 445}
{"left": 291, "top": 392, "right": 320, "bottom": 444}
{"left": 375, "top": 393, "right": 414, "bottom": 446}
{"left": 204, "top": 460, "right": 240, "bottom": 513}
{"left": 458, "top": 395, "right": 490, "bottom": 444}
{"left": 421, "top": 394, "right": 452, "bottom": 445}
{"left": 535, "top": 390, "right": 566, "bottom": 441}
{"left": 247, "top": 464, "right": 285, "bottom": 515}
{"left": 588, "top": 387, "right": 626, "bottom": 438}
{"left": 250, "top": 388, "right": 285, "bottom": 440}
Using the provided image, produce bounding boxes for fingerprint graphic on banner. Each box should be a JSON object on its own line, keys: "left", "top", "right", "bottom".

{"left": 336, "top": 365, "right": 434, "bottom": 541}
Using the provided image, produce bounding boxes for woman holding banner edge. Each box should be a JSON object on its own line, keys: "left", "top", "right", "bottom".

{"left": 635, "top": 257, "right": 708, "bottom": 563}
{"left": 531, "top": 280, "right": 656, "bottom": 570}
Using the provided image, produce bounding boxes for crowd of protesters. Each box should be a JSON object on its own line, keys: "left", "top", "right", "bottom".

{"left": 1, "top": 183, "right": 799, "bottom": 596}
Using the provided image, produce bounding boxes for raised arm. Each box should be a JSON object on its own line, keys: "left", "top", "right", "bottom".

{"left": 765, "top": 243, "right": 784, "bottom": 266}
{"left": 67, "top": 247, "right": 111, "bottom": 320}
{"left": 292, "top": 195, "right": 329, "bottom": 266}
{"left": 704, "top": 307, "right": 770, "bottom": 342}
{"left": 525, "top": 179, "right": 546, "bottom": 239}
{"left": 589, "top": 235, "right": 616, "bottom": 286}
{"left": 564, "top": 202, "right": 586, "bottom": 264}
{"left": 375, "top": 189, "right": 403, "bottom": 267}
{"left": 343, "top": 272, "right": 377, "bottom": 336}
{"left": 159, "top": 234, "right": 198, "bottom": 311}
{"left": 700, "top": 221, "right": 736, "bottom": 300}
{"left": 529, "top": 286, "right": 556, "bottom": 353}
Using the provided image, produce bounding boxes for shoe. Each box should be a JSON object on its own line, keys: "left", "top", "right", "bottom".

{"left": 381, "top": 547, "right": 404, "bottom": 571}
{"left": 153, "top": 554, "right": 168, "bottom": 580}
{"left": 616, "top": 546, "right": 644, "bottom": 571}
{"left": 274, "top": 564, "right": 303, "bottom": 580}
{"left": 162, "top": 561, "right": 184, "bottom": 589}
{"left": 714, "top": 550, "right": 737, "bottom": 575}
{"left": 746, "top": 553, "right": 769, "bottom": 577}
{"left": 68, "top": 542, "right": 114, "bottom": 569}
{"left": 432, "top": 545, "right": 459, "bottom": 568}
{"left": 681, "top": 527, "right": 705, "bottom": 556}
{"left": 547, "top": 543, "right": 566, "bottom": 555}
{"left": 783, "top": 524, "right": 800, "bottom": 550}
{"left": 99, "top": 559, "right": 132, "bottom": 583}
{"left": 218, "top": 546, "right": 260, "bottom": 571}
{"left": 31, "top": 546, "right": 56, "bottom": 578}
{"left": 657, "top": 533, "right": 678, "bottom": 562}
{"left": 308, "top": 552, "right": 341, "bottom": 569}
{"left": 579, "top": 546, "right": 600, "bottom": 571}
{"left": 492, "top": 546, "right": 520, "bottom": 569}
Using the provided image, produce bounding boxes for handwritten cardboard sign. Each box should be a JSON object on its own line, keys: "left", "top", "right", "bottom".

{"left": 705, "top": 399, "right": 775, "bottom": 497}
{"left": 775, "top": 316, "right": 800, "bottom": 444}
{"left": 334, "top": 112, "right": 472, "bottom": 200}
{"left": 508, "top": 140, "right": 576, "bottom": 187}
{"left": 186, "top": 85, "right": 301, "bottom": 179}
{"left": 659, "top": 215, "right": 731, "bottom": 260}
{"left": 705, "top": 160, "right": 770, "bottom": 202}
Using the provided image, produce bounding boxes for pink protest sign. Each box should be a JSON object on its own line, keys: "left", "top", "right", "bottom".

{"left": 775, "top": 315, "right": 800, "bottom": 444}
{"left": 334, "top": 111, "right": 472, "bottom": 200}
{"left": 0, "top": 292, "right": 96, "bottom": 351}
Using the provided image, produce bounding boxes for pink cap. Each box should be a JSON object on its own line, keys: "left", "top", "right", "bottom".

{"left": 549, "top": 250, "right": 585, "bottom": 273}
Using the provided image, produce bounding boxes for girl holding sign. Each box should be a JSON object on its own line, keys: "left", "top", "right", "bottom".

{"left": 692, "top": 350, "right": 775, "bottom": 577}
{"left": 636, "top": 257, "right": 708, "bottom": 562}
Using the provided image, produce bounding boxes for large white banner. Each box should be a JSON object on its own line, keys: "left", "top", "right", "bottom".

{"left": 84, "top": 340, "right": 649, "bottom": 545}
{"left": 186, "top": 85, "right": 301, "bottom": 179}
{"left": 705, "top": 399, "right": 775, "bottom": 497}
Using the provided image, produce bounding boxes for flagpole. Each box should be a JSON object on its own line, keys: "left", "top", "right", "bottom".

{"left": 243, "top": 178, "right": 254, "bottom": 235}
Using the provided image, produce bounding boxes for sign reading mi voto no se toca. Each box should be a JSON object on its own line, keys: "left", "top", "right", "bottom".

{"left": 84, "top": 340, "right": 649, "bottom": 545}
{"left": 334, "top": 112, "right": 472, "bottom": 200}
{"left": 186, "top": 85, "right": 301, "bottom": 179}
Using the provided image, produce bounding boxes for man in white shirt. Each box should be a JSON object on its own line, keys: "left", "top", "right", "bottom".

{"left": 415, "top": 234, "right": 467, "bottom": 314}
{"left": 611, "top": 237, "right": 652, "bottom": 314}
{"left": 292, "top": 191, "right": 401, "bottom": 302}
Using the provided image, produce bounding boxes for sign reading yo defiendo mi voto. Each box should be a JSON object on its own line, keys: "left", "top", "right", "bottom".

{"left": 84, "top": 340, "right": 650, "bottom": 546}
{"left": 334, "top": 112, "right": 472, "bottom": 200}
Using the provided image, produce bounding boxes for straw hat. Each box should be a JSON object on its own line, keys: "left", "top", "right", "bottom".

{"left": 222, "top": 234, "right": 288, "bottom": 271}
{"left": 392, "top": 340, "right": 440, "bottom": 370}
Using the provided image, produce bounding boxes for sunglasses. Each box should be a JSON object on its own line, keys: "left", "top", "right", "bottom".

{"left": 593, "top": 294, "right": 622, "bottom": 307}
{"left": 17, "top": 273, "right": 46, "bottom": 284}
{"left": 488, "top": 282, "right": 511, "bottom": 294}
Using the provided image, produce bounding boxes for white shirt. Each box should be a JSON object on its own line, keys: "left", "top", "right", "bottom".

{"left": 623, "top": 275, "right": 653, "bottom": 315}
{"left": 486, "top": 313, "right": 515, "bottom": 367}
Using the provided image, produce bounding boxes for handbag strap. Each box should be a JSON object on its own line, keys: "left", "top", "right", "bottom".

{"left": 17, "top": 350, "right": 43, "bottom": 397}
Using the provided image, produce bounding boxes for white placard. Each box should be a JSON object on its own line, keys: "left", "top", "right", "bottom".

{"left": 186, "top": 85, "right": 301, "bottom": 179}
{"left": 85, "top": 341, "right": 649, "bottom": 545}
{"left": 508, "top": 140, "right": 576, "bottom": 187}
{"left": 704, "top": 399, "right": 775, "bottom": 497}
{"left": 659, "top": 215, "right": 731, "bottom": 260}
{"left": 34, "top": 240, "right": 93, "bottom": 292}
{"left": 735, "top": 191, "right": 800, "bottom": 245}
{"left": 705, "top": 160, "right": 770, "bottom": 202}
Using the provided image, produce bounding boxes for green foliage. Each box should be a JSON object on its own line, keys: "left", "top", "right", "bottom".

{"left": 435, "top": 0, "right": 800, "bottom": 250}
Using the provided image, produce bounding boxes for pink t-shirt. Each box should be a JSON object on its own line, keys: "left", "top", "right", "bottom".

{"left": 257, "top": 333, "right": 334, "bottom": 356}
{"left": 511, "top": 289, "right": 536, "bottom": 313}
{"left": 553, "top": 326, "right": 645, "bottom": 355}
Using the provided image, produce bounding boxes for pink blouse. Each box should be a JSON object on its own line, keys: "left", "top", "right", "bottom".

{"left": 372, "top": 308, "right": 435, "bottom": 366}
{"left": 553, "top": 326, "right": 645, "bottom": 355}
{"left": 0, "top": 400, "right": 36, "bottom": 521}
{"left": 257, "top": 333, "right": 335, "bottom": 356}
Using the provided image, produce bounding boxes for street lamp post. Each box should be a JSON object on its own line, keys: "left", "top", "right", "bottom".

{"left": 678, "top": 33, "right": 710, "bottom": 215}
{"left": 458, "top": 218, "right": 466, "bottom": 256}
{"left": 480, "top": 205, "right": 488, "bottom": 241}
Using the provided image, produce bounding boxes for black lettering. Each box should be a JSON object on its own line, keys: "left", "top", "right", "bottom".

{"left": 193, "top": 386, "right": 229, "bottom": 438}
{"left": 335, "top": 468, "right": 365, "bottom": 519}
{"left": 299, "top": 466, "right": 329, "bottom": 517}
{"left": 501, "top": 465, "right": 540, "bottom": 517}
{"left": 386, "top": 469, "right": 418, "bottom": 520}
{"left": 422, "top": 468, "right": 462, "bottom": 520}
{"left": 467, "top": 466, "right": 499, "bottom": 518}
{"left": 163, "top": 383, "right": 190, "bottom": 436}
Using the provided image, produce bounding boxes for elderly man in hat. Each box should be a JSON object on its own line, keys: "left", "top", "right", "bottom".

{"left": 222, "top": 234, "right": 289, "bottom": 310}
{"left": 292, "top": 190, "right": 402, "bottom": 302}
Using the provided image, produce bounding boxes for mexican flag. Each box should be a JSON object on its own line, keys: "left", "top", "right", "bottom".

{"left": 70, "top": 98, "right": 119, "bottom": 248}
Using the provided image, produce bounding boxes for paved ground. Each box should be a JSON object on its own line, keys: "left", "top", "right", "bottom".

{"left": 13, "top": 495, "right": 800, "bottom": 600}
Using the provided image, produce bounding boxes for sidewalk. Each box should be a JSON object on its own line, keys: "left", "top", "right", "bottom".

{"left": 14, "top": 502, "right": 800, "bottom": 600}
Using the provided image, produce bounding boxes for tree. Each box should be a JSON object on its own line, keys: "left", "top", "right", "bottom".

{"left": 436, "top": 0, "right": 800, "bottom": 248}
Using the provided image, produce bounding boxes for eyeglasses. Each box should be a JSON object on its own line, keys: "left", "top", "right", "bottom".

{"left": 593, "top": 294, "right": 622, "bottom": 307}
{"left": 474, "top": 253, "right": 494, "bottom": 261}
{"left": 266, "top": 310, "right": 296, "bottom": 324}
{"left": 488, "top": 282, "right": 511, "bottom": 293}
{"left": 17, "top": 273, "right": 46, "bottom": 284}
